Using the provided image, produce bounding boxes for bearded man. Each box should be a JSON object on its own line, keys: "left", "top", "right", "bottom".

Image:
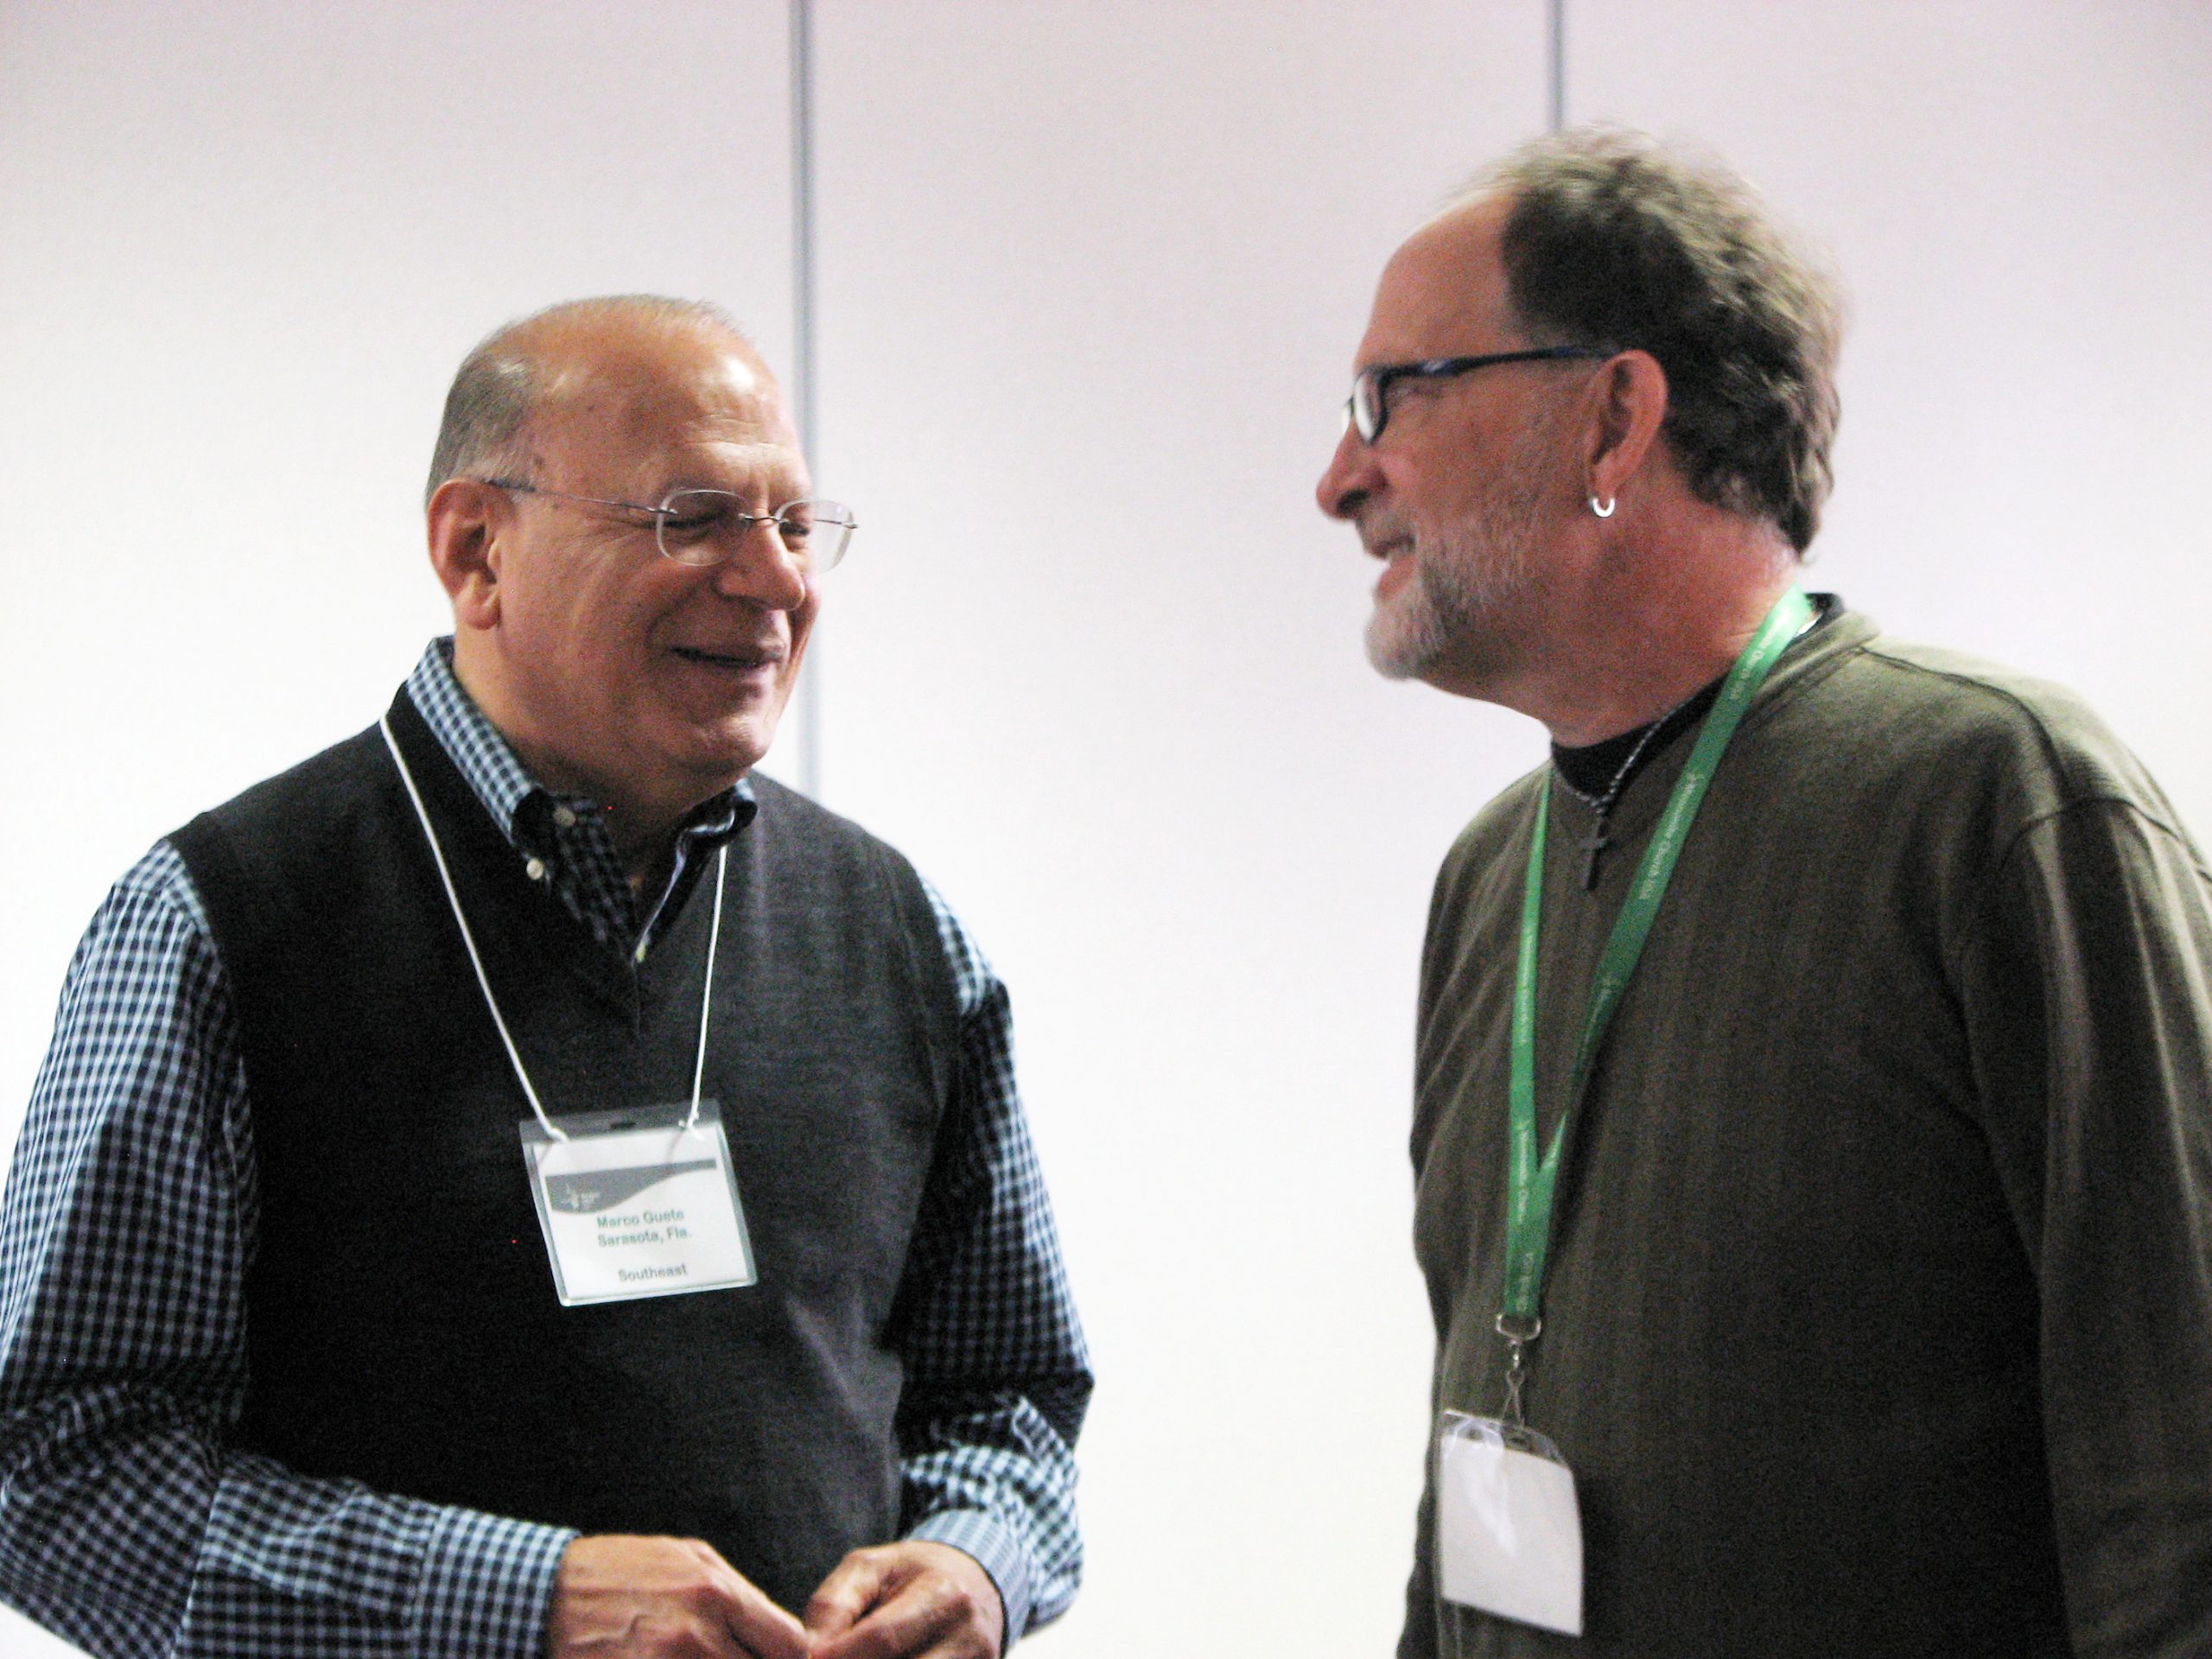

{"left": 1317, "top": 127, "right": 2212, "bottom": 1659}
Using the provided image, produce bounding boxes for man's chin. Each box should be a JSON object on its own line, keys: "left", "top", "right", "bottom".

{"left": 658, "top": 714, "right": 779, "bottom": 795}
{"left": 1365, "top": 606, "right": 1442, "bottom": 682}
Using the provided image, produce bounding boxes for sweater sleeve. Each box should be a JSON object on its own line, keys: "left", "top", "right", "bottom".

{"left": 1957, "top": 798, "right": 2212, "bottom": 1659}
{"left": 0, "top": 843, "right": 574, "bottom": 1659}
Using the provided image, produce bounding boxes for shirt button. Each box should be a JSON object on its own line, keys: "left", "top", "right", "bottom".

{"left": 524, "top": 857, "right": 548, "bottom": 882}
{"left": 552, "top": 806, "right": 578, "bottom": 830}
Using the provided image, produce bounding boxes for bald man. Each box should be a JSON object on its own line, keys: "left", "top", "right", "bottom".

{"left": 0, "top": 298, "right": 1090, "bottom": 1659}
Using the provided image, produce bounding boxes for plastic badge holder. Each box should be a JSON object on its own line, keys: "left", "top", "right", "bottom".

{"left": 1435, "top": 1409, "right": 1584, "bottom": 1637}
{"left": 519, "top": 1102, "right": 757, "bottom": 1306}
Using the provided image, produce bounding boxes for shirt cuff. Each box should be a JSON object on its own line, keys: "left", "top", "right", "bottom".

{"left": 909, "top": 1509, "right": 1033, "bottom": 1649}
{"left": 413, "top": 1507, "right": 577, "bottom": 1659}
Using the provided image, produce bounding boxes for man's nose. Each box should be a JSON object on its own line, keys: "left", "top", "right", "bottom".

{"left": 1316, "top": 422, "right": 1379, "bottom": 521}
{"left": 711, "top": 518, "right": 810, "bottom": 610}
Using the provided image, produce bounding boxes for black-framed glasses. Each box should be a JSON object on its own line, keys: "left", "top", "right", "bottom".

{"left": 1344, "top": 346, "right": 1612, "bottom": 443}
{"left": 480, "top": 478, "right": 858, "bottom": 571}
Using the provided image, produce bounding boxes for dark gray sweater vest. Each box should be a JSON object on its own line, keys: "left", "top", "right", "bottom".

{"left": 169, "top": 688, "right": 963, "bottom": 1613}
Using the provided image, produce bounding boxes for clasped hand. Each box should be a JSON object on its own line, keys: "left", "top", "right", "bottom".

{"left": 547, "top": 1534, "right": 1003, "bottom": 1659}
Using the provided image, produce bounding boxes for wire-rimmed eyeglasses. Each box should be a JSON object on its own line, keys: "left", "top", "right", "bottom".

{"left": 479, "top": 478, "right": 858, "bottom": 571}
{"left": 1344, "top": 346, "right": 1612, "bottom": 444}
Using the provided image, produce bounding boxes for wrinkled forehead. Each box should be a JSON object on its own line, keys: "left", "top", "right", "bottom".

{"left": 1360, "top": 194, "right": 1522, "bottom": 364}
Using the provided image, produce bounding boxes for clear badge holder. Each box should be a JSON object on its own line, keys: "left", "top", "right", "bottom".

{"left": 519, "top": 1102, "right": 757, "bottom": 1306}
{"left": 1435, "top": 1408, "right": 1585, "bottom": 1642}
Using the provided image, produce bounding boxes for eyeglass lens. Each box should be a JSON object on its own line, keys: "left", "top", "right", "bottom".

{"left": 1351, "top": 373, "right": 1383, "bottom": 442}
{"left": 655, "top": 490, "right": 856, "bottom": 570}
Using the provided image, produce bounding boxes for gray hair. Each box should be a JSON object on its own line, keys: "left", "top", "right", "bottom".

{"left": 423, "top": 295, "right": 749, "bottom": 507}
{"left": 1462, "top": 127, "right": 1844, "bottom": 551}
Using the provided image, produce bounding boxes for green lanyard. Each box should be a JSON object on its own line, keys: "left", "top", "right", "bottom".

{"left": 1497, "top": 588, "right": 1814, "bottom": 1417}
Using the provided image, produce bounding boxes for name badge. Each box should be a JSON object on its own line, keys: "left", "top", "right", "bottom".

{"left": 1435, "top": 1410, "right": 1584, "bottom": 1637}
{"left": 519, "top": 1103, "right": 757, "bottom": 1306}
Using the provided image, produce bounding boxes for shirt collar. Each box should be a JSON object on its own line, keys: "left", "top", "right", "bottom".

{"left": 402, "top": 638, "right": 756, "bottom": 851}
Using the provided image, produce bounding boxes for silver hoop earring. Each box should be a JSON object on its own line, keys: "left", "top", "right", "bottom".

{"left": 1589, "top": 494, "right": 1617, "bottom": 518}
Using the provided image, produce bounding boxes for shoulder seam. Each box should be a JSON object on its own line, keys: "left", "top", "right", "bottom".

{"left": 1853, "top": 641, "right": 2200, "bottom": 835}
{"left": 115, "top": 840, "right": 216, "bottom": 935}
{"left": 1948, "top": 795, "right": 2212, "bottom": 986}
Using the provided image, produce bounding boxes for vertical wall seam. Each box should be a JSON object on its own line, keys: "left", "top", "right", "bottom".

{"left": 1548, "top": 0, "right": 1567, "bottom": 130}
{"left": 791, "top": 0, "right": 823, "bottom": 798}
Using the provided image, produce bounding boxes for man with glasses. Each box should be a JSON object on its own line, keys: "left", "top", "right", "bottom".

{"left": 1318, "top": 130, "right": 2212, "bottom": 1657}
{"left": 0, "top": 297, "right": 1089, "bottom": 1659}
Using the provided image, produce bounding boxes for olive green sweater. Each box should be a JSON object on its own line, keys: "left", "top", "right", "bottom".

{"left": 1404, "top": 607, "right": 2212, "bottom": 1659}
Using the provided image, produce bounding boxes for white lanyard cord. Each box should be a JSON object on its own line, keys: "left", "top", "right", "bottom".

{"left": 379, "top": 715, "right": 728, "bottom": 1144}
{"left": 687, "top": 846, "right": 728, "bottom": 1131}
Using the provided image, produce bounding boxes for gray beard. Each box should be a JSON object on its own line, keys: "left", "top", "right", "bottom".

{"left": 1363, "top": 493, "right": 1544, "bottom": 683}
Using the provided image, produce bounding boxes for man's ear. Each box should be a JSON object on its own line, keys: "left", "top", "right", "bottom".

{"left": 427, "top": 477, "right": 506, "bottom": 629}
{"left": 1583, "top": 349, "right": 1670, "bottom": 509}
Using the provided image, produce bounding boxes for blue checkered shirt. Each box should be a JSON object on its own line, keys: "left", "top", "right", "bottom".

{"left": 0, "top": 642, "right": 1090, "bottom": 1657}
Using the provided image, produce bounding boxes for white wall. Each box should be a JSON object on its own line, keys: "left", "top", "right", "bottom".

{"left": 3, "top": 5, "right": 2209, "bottom": 1657}
{"left": 807, "top": 5, "right": 1543, "bottom": 1649}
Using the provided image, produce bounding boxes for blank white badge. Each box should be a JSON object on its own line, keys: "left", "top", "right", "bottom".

{"left": 518, "top": 1103, "right": 757, "bottom": 1306}
{"left": 1436, "top": 1410, "right": 1584, "bottom": 1637}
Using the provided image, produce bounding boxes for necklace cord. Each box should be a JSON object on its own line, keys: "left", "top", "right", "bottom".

{"left": 1554, "top": 681, "right": 1711, "bottom": 816}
